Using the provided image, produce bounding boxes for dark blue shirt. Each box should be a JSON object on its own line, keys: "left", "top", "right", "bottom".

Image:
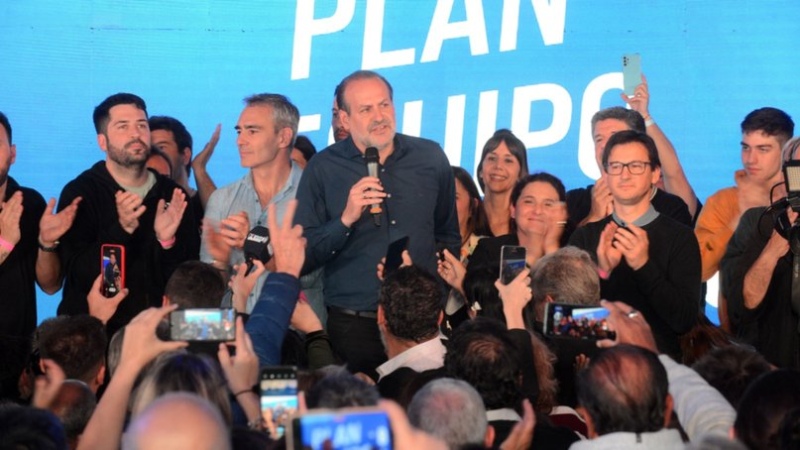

{"left": 295, "top": 134, "right": 460, "bottom": 311}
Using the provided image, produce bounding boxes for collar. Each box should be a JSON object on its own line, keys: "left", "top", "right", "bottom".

{"left": 486, "top": 408, "right": 522, "bottom": 422}
{"left": 611, "top": 204, "right": 660, "bottom": 227}
{"left": 333, "top": 134, "right": 408, "bottom": 162}
{"left": 243, "top": 161, "right": 303, "bottom": 207}
{"left": 376, "top": 336, "right": 446, "bottom": 380}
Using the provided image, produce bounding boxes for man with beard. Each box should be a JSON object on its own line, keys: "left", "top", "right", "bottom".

{"left": 57, "top": 93, "right": 199, "bottom": 335}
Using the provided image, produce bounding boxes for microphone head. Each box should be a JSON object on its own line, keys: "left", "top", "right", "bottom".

{"left": 243, "top": 226, "right": 273, "bottom": 265}
{"left": 365, "top": 147, "right": 379, "bottom": 164}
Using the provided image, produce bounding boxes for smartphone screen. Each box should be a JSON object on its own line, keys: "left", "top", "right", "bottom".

{"left": 169, "top": 308, "right": 236, "bottom": 342}
{"left": 260, "top": 366, "right": 298, "bottom": 438}
{"left": 289, "top": 409, "right": 393, "bottom": 450}
{"left": 622, "top": 53, "right": 642, "bottom": 97}
{"left": 500, "top": 245, "right": 527, "bottom": 285}
{"left": 543, "top": 303, "right": 616, "bottom": 341}
{"left": 101, "top": 244, "right": 125, "bottom": 297}
{"left": 384, "top": 236, "right": 409, "bottom": 277}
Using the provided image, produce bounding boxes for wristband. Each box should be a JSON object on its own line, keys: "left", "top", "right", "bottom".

{"left": 644, "top": 117, "right": 655, "bottom": 127}
{"left": 597, "top": 268, "right": 610, "bottom": 280}
{"left": 38, "top": 238, "right": 59, "bottom": 252}
{"left": 234, "top": 388, "right": 253, "bottom": 397}
{"left": 0, "top": 237, "right": 14, "bottom": 253}
{"left": 158, "top": 236, "right": 176, "bottom": 249}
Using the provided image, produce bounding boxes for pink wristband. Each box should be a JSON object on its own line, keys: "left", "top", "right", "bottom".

{"left": 0, "top": 237, "right": 14, "bottom": 252}
{"left": 158, "top": 236, "right": 176, "bottom": 249}
{"left": 597, "top": 268, "right": 609, "bottom": 280}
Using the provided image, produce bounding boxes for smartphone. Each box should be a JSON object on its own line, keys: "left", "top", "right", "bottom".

{"left": 287, "top": 408, "right": 393, "bottom": 450}
{"left": 622, "top": 53, "right": 642, "bottom": 97}
{"left": 384, "top": 236, "right": 409, "bottom": 277}
{"left": 101, "top": 244, "right": 125, "bottom": 297}
{"left": 260, "top": 366, "right": 299, "bottom": 438}
{"left": 169, "top": 308, "right": 236, "bottom": 342}
{"left": 500, "top": 245, "right": 526, "bottom": 285}
{"left": 543, "top": 302, "right": 616, "bottom": 341}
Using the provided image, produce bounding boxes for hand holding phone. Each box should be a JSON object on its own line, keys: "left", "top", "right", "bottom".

{"left": 500, "top": 245, "right": 527, "bottom": 285}
{"left": 287, "top": 408, "right": 393, "bottom": 450}
{"left": 384, "top": 236, "right": 410, "bottom": 277}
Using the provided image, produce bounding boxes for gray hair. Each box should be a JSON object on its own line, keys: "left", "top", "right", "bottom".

{"left": 530, "top": 246, "right": 600, "bottom": 322}
{"left": 591, "top": 106, "right": 645, "bottom": 135}
{"left": 243, "top": 93, "right": 300, "bottom": 146}
{"left": 408, "top": 378, "right": 488, "bottom": 449}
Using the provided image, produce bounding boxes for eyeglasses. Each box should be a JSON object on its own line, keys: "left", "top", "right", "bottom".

{"left": 605, "top": 161, "right": 651, "bottom": 175}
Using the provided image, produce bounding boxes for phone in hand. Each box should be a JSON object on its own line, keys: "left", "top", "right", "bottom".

{"left": 543, "top": 302, "right": 616, "bottom": 341}
{"left": 287, "top": 408, "right": 393, "bottom": 450}
{"left": 500, "top": 245, "right": 527, "bottom": 285}
{"left": 101, "top": 244, "right": 125, "bottom": 297}
{"left": 169, "top": 308, "right": 236, "bottom": 342}
{"left": 622, "top": 53, "right": 642, "bottom": 97}
{"left": 260, "top": 366, "right": 298, "bottom": 438}
{"left": 384, "top": 236, "right": 409, "bottom": 277}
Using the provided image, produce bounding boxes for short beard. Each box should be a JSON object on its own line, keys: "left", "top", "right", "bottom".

{"left": 107, "top": 138, "right": 149, "bottom": 169}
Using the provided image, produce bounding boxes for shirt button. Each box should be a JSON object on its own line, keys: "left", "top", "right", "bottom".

{"left": 331, "top": 251, "right": 336, "bottom": 255}
{"left": 391, "top": 220, "right": 396, "bottom": 225}
{"left": 381, "top": 168, "right": 385, "bottom": 173}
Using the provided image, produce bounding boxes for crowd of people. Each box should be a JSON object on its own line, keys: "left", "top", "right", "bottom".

{"left": 0, "top": 68, "right": 799, "bottom": 449}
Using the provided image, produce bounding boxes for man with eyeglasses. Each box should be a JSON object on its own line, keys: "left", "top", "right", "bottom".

{"left": 569, "top": 130, "right": 701, "bottom": 360}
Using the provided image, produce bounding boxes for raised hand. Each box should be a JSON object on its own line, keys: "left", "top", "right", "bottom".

{"left": 192, "top": 124, "right": 221, "bottom": 175}
{"left": 0, "top": 190, "right": 23, "bottom": 246}
{"left": 115, "top": 191, "right": 145, "bottom": 234}
{"left": 154, "top": 188, "right": 188, "bottom": 245}
{"left": 39, "top": 196, "right": 81, "bottom": 247}
{"left": 437, "top": 249, "right": 466, "bottom": 293}
{"left": 596, "top": 221, "right": 622, "bottom": 275}
{"left": 495, "top": 267, "right": 532, "bottom": 329}
{"left": 543, "top": 201, "right": 568, "bottom": 254}
{"left": 117, "top": 304, "right": 187, "bottom": 374}
{"left": 620, "top": 73, "right": 650, "bottom": 118}
{"left": 267, "top": 200, "right": 306, "bottom": 277}
{"left": 613, "top": 223, "right": 650, "bottom": 270}
{"left": 87, "top": 273, "right": 128, "bottom": 324}
{"left": 586, "top": 176, "right": 613, "bottom": 224}
{"left": 596, "top": 299, "right": 658, "bottom": 353}
{"left": 219, "top": 211, "right": 250, "bottom": 250}
{"left": 218, "top": 317, "right": 258, "bottom": 395}
{"left": 229, "top": 260, "right": 266, "bottom": 313}
{"left": 203, "top": 219, "right": 232, "bottom": 268}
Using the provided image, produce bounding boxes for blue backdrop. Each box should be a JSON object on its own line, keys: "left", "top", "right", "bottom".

{"left": 1, "top": 0, "right": 799, "bottom": 324}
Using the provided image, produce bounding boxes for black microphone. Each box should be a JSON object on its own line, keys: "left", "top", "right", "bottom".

{"left": 243, "top": 225, "right": 273, "bottom": 273}
{"left": 365, "top": 147, "right": 382, "bottom": 226}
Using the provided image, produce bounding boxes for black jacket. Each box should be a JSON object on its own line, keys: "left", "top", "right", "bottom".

{"left": 57, "top": 161, "right": 199, "bottom": 334}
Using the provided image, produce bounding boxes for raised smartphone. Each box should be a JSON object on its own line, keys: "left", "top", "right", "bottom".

{"left": 100, "top": 244, "right": 125, "bottom": 297}
{"left": 622, "top": 53, "right": 642, "bottom": 97}
{"left": 543, "top": 302, "right": 616, "bottom": 341}
{"left": 169, "top": 308, "right": 236, "bottom": 342}
{"left": 260, "top": 366, "right": 299, "bottom": 438}
{"left": 500, "top": 245, "right": 527, "bottom": 285}
{"left": 287, "top": 408, "right": 393, "bottom": 450}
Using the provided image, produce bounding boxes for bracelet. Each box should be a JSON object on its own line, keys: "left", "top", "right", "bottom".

{"left": 0, "top": 237, "right": 14, "bottom": 253}
{"left": 597, "top": 268, "right": 610, "bottom": 280}
{"left": 233, "top": 388, "right": 253, "bottom": 397}
{"left": 158, "top": 236, "right": 176, "bottom": 249}
{"left": 644, "top": 117, "right": 655, "bottom": 127}
{"left": 38, "top": 238, "right": 59, "bottom": 252}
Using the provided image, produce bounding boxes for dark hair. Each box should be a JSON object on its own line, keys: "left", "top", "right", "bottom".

{"left": 336, "top": 70, "right": 394, "bottom": 114}
{"left": 741, "top": 107, "right": 794, "bottom": 144}
{"left": 294, "top": 135, "right": 317, "bottom": 163}
{"left": 591, "top": 106, "right": 646, "bottom": 135}
{"left": 49, "top": 380, "right": 97, "bottom": 445}
{"left": 452, "top": 166, "right": 489, "bottom": 238}
{"left": 735, "top": 370, "right": 800, "bottom": 450}
{"left": 164, "top": 261, "right": 227, "bottom": 309}
{"left": 0, "top": 111, "right": 12, "bottom": 144}
{"left": 462, "top": 266, "right": 503, "bottom": 323}
{"left": 510, "top": 172, "right": 566, "bottom": 206}
{"left": 576, "top": 344, "right": 669, "bottom": 435}
{"left": 93, "top": 93, "right": 147, "bottom": 134}
{"left": 147, "top": 145, "right": 174, "bottom": 178}
{"left": 36, "top": 316, "right": 107, "bottom": 384}
{"left": 445, "top": 318, "right": 523, "bottom": 411}
{"left": 0, "top": 404, "right": 67, "bottom": 450}
{"left": 692, "top": 346, "right": 771, "bottom": 409}
{"left": 379, "top": 265, "right": 442, "bottom": 343}
{"left": 148, "top": 115, "right": 194, "bottom": 176}
{"left": 779, "top": 407, "right": 800, "bottom": 450}
{"left": 304, "top": 367, "right": 380, "bottom": 409}
{"left": 243, "top": 93, "right": 300, "bottom": 146}
{"left": 602, "top": 130, "right": 661, "bottom": 169}
{"left": 476, "top": 129, "right": 529, "bottom": 192}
